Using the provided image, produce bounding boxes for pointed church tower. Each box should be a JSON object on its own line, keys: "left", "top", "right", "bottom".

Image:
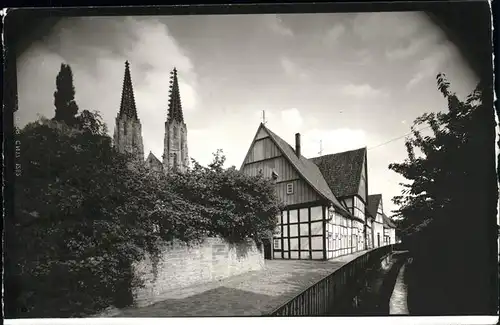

{"left": 163, "top": 67, "right": 189, "bottom": 173}
{"left": 113, "top": 61, "right": 144, "bottom": 162}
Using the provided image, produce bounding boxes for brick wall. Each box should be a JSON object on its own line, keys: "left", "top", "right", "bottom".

{"left": 132, "top": 237, "right": 264, "bottom": 307}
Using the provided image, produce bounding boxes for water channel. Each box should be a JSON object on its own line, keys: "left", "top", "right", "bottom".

{"left": 340, "top": 249, "right": 410, "bottom": 315}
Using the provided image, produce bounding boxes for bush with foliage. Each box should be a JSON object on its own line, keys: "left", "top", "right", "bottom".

{"left": 9, "top": 113, "right": 160, "bottom": 317}
{"left": 7, "top": 111, "right": 282, "bottom": 318}
{"left": 167, "top": 150, "right": 284, "bottom": 244}
{"left": 389, "top": 74, "right": 496, "bottom": 314}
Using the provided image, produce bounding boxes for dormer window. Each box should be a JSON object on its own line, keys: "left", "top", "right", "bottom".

{"left": 286, "top": 183, "right": 294, "bottom": 195}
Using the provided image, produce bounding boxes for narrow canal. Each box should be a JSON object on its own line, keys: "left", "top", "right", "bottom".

{"left": 389, "top": 255, "right": 410, "bottom": 314}
{"left": 339, "top": 249, "right": 410, "bottom": 315}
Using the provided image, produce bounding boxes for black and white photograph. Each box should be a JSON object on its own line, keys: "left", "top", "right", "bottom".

{"left": 3, "top": 1, "right": 498, "bottom": 322}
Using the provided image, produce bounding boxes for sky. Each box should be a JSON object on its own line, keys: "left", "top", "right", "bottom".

{"left": 16, "top": 12, "right": 478, "bottom": 215}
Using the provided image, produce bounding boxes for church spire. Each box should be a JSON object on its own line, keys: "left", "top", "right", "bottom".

{"left": 114, "top": 60, "right": 144, "bottom": 163}
{"left": 119, "top": 60, "right": 138, "bottom": 120}
{"left": 167, "top": 67, "right": 184, "bottom": 123}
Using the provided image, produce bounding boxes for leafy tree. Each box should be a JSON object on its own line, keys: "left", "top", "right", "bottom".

{"left": 389, "top": 73, "right": 496, "bottom": 315}
{"left": 53, "top": 63, "right": 79, "bottom": 125}
{"left": 8, "top": 113, "right": 163, "bottom": 317}
{"left": 7, "top": 112, "right": 283, "bottom": 318}
{"left": 75, "top": 109, "right": 108, "bottom": 136}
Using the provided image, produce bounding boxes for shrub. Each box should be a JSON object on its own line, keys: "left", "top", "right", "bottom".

{"left": 8, "top": 115, "right": 161, "bottom": 317}
{"left": 166, "top": 150, "right": 284, "bottom": 244}
{"left": 7, "top": 115, "right": 282, "bottom": 318}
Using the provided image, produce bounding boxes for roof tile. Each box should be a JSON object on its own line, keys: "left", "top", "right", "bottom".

{"left": 310, "top": 148, "right": 366, "bottom": 199}
{"left": 383, "top": 214, "right": 396, "bottom": 228}
{"left": 367, "top": 194, "right": 382, "bottom": 219}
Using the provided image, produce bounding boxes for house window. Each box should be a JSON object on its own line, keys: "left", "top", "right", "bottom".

{"left": 286, "top": 183, "right": 294, "bottom": 195}
{"left": 274, "top": 239, "right": 280, "bottom": 250}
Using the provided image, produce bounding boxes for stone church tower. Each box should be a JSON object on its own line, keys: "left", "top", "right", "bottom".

{"left": 162, "top": 67, "right": 189, "bottom": 173}
{"left": 113, "top": 61, "right": 144, "bottom": 162}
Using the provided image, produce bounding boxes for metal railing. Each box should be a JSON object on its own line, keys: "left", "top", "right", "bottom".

{"left": 393, "top": 242, "right": 407, "bottom": 251}
{"left": 268, "top": 244, "right": 394, "bottom": 316}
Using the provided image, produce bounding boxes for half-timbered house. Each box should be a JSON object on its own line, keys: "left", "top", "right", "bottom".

{"left": 310, "top": 148, "right": 370, "bottom": 252}
{"left": 240, "top": 124, "right": 367, "bottom": 260}
{"left": 366, "top": 215, "right": 374, "bottom": 249}
{"left": 383, "top": 215, "right": 397, "bottom": 245}
{"left": 367, "top": 194, "right": 386, "bottom": 248}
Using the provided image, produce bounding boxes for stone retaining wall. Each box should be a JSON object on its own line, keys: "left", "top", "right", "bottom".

{"left": 132, "top": 237, "right": 264, "bottom": 307}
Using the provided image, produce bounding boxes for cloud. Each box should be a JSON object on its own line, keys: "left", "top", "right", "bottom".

{"left": 252, "top": 108, "right": 304, "bottom": 134}
{"left": 385, "top": 31, "right": 444, "bottom": 61}
{"left": 186, "top": 107, "right": 304, "bottom": 169}
{"left": 280, "top": 57, "right": 308, "bottom": 80}
{"left": 246, "top": 108, "right": 372, "bottom": 159}
{"left": 386, "top": 38, "right": 427, "bottom": 60}
{"left": 281, "top": 108, "right": 303, "bottom": 130}
{"left": 406, "top": 72, "right": 426, "bottom": 90}
{"left": 343, "top": 49, "right": 372, "bottom": 66}
{"left": 188, "top": 109, "right": 277, "bottom": 169}
{"left": 324, "top": 23, "right": 346, "bottom": 43}
{"left": 339, "top": 83, "right": 389, "bottom": 98}
{"left": 301, "top": 128, "right": 369, "bottom": 158}
{"left": 255, "top": 108, "right": 373, "bottom": 159}
{"left": 405, "top": 42, "right": 452, "bottom": 89}
{"left": 352, "top": 12, "right": 426, "bottom": 43}
{"left": 17, "top": 16, "right": 198, "bottom": 160}
{"left": 266, "top": 14, "right": 294, "bottom": 37}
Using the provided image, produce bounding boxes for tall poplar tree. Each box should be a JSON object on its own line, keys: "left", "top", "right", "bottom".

{"left": 53, "top": 63, "right": 79, "bottom": 125}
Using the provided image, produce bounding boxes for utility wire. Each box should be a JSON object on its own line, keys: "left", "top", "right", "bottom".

{"left": 368, "top": 125, "right": 432, "bottom": 151}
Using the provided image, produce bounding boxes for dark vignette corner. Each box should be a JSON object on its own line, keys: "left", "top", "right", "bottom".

{"left": 1, "top": 0, "right": 498, "bottom": 316}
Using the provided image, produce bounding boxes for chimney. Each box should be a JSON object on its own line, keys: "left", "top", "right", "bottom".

{"left": 295, "top": 133, "right": 301, "bottom": 157}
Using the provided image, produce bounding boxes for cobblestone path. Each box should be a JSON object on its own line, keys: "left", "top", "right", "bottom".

{"left": 112, "top": 250, "right": 368, "bottom": 317}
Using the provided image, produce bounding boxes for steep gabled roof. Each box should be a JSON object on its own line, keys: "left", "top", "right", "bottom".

{"left": 145, "top": 152, "right": 163, "bottom": 172}
{"left": 310, "top": 148, "right": 366, "bottom": 199}
{"left": 383, "top": 214, "right": 397, "bottom": 229}
{"left": 119, "top": 61, "right": 138, "bottom": 120}
{"left": 146, "top": 152, "right": 162, "bottom": 165}
{"left": 367, "top": 194, "right": 382, "bottom": 219}
{"left": 261, "top": 124, "right": 350, "bottom": 217}
{"left": 167, "top": 67, "right": 184, "bottom": 123}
